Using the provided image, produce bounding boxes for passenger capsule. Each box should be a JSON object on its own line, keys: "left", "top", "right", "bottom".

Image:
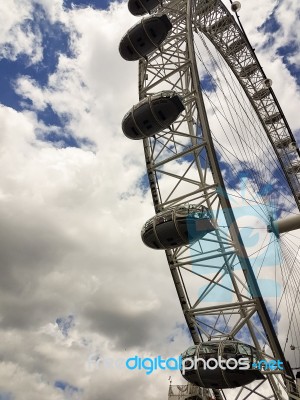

{"left": 240, "top": 63, "right": 258, "bottom": 78}
{"left": 122, "top": 91, "right": 184, "bottom": 139}
{"left": 119, "top": 14, "right": 172, "bottom": 61}
{"left": 128, "top": 0, "right": 160, "bottom": 16}
{"left": 264, "top": 112, "right": 282, "bottom": 125}
{"left": 231, "top": 1, "right": 241, "bottom": 12}
{"left": 274, "top": 137, "right": 292, "bottom": 150}
{"left": 181, "top": 341, "right": 264, "bottom": 389}
{"left": 263, "top": 78, "right": 273, "bottom": 89}
{"left": 197, "top": 0, "right": 217, "bottom": 17}
{"left": 208, "top": 15, "right": 232, "bottom": 34}
{"left": 226, "top": 38, "right": 246, "bottom": 55}
{"left": 141, "top": 205, "right": 215, "bottom": 250}
{"left": 287, "top": 161, "right": 300, "bottom": 174}
{"left": 252, "top": 88, "right": 270, "bottom": 101}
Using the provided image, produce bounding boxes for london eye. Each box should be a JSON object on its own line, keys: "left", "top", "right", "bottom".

{"left": 119, "top": 1, "right": 300, "bottom": 399}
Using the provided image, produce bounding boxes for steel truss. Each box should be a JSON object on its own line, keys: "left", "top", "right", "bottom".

{"left": 136, "top": 0, "right": 300, "bottom": 399}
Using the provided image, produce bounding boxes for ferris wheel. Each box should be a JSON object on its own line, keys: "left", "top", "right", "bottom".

{"left": 119, "top": 1, "right": 300, "bottom": 399}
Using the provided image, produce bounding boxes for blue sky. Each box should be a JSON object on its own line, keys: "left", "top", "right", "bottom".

{"left": 259, "top": 6, "right": 300, "bottom": 86}
{"left": 63, "top": 0, "right": 109, "bottom": 8}
{"left": 0, "top": 1, "right": 103, "bottom": 148}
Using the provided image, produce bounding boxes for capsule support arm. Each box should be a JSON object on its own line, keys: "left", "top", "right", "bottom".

{"left": 267, "top": 214, "right": 300, "bottom": 236}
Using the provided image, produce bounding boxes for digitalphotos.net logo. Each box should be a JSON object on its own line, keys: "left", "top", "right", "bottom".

{"left": 87, "top": 354, "right": 284, "bottom": 376}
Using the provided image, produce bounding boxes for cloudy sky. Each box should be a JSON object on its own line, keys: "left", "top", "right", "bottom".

{"left": 0, "top": 0, "right": 299, "bottom": 399}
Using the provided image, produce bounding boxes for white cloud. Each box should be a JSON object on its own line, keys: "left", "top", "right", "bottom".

{"left": 0, "top": 3, "right": 188, "bottom": 396}
{"left": 0, "top": 0, "right": 43, "bottom": 63}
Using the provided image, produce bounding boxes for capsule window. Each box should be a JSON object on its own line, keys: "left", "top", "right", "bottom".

{"left": 164, "top": 213, "right": 172, "bottom": 222}
{"left": 156, "top": 216, "right": 166, "bottom": 225}
{"left": 144, "top": 223, "right": 152, "bottom": 233}
{"left": 181, "top": 350, "right": 188, "bottom": 358}
{"left": 134, "top": 1, "right": 141, "bottom": 8}
{"left": 126, "top": 45, "right": 134, "bottom": 55}
{"left": 151, "top": 241, "right": 160, "bottom": 249}
{"left": 184, "top": 360, "right": 192, "bottom": 368}
{"left": 158, "top": 110, "right": 166, "bottom": 121}
{"left": 156, "top": 212, "right": 172, "bottom": 224}
{"left": 137, "top": 36, "right": 146, "bottom": 47}
{"left": 237, "top": 344, "right": 251, "bottom": 356}
{"left": 201, "top": 344, "right": 219, "bottom": 353}
{"left": 143, "top": 119, "right": 153, "bottom": 130}
{"left": 142, "top": 229, "right": 160, "bottom": 249}
{"left": 158, "top": 99, "right": 168, "bottom": 104}
{"left": 166, "top": 237, "right": 176, "bottom": 243}
{"left": 187, "top": 346, "right": 197, "bottom": 356}
{"left": 252, "top": 351, "right": 258, "bottom": 364}
{"left": 223, "top": 344, "right": 236, "bottom": 353}
{"left": 149, "top": 28, "right": 157, "bottom": 38}
{"left": 131, "top": 126, "right": 140, "bottom": 137}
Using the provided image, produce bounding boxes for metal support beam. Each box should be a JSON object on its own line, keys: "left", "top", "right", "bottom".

{"left": 268, "top": 214, "right": 300, "bottom": 236}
